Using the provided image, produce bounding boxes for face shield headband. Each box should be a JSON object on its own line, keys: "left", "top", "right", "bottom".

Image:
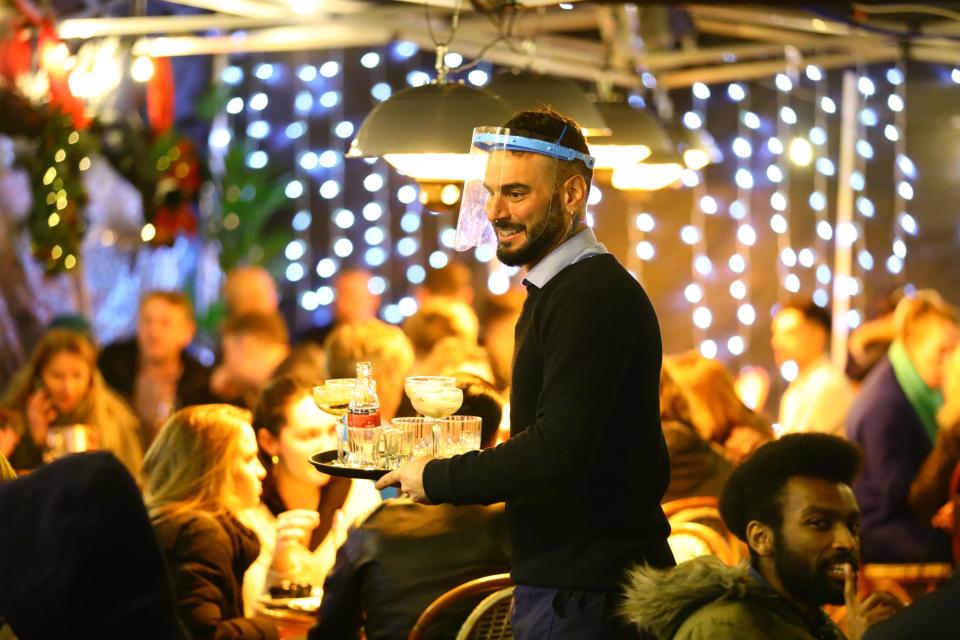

{"left": 454, "top": 126, "right": 596, "bottom": 252}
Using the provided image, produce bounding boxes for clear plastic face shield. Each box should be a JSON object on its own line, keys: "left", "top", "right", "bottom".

{"left": 454, "top": 126, "right": 596, "bottom": 252}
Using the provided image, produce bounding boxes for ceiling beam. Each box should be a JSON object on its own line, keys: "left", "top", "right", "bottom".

{"left": 132, "top": 23, "right": 394, "bottom": 57}
{"left": 58, "top": 15, "right": 297, "bottom": 38}
{"left": 161, "top": 0, "right": 291, "bottom": 19}
{"left": 658, "top": 47, "right": 898, "bottom": 88}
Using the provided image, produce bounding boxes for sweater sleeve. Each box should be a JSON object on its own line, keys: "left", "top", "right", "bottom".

{"left": 424, "top": 273, "right": 650, "bottom": 505}
{"left": 169, "top": 517, "right": 278, "bottom": 640}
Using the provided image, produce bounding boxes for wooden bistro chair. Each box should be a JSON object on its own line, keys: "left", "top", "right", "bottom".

{"left": 663, "top": 496, "right": 745, "bottom": 563}
{"left": 409, "top": 574, "right": 514, "bottom": 640}
{"left": 667, "top": 521, "right": 740, "bottom": 566}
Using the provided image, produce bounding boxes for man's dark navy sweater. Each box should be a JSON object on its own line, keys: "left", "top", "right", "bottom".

{"left": 423, "top": 253, "right": 673, "bottom": 590}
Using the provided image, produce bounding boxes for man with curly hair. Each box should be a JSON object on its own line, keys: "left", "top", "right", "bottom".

{"left": 622, "top": 434, "right": 904, "bottom": 640}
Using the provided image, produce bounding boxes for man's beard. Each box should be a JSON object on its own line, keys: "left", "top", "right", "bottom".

{"left": 772, "top": 534, "right": 855, "bottom": 607}
{"left": 495, "top": 191, "right": 567, "bottom": 267}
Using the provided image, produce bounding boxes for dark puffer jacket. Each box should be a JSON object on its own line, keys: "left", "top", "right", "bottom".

{"left": 153, "top": 510, "right": 278, "bottom": 640}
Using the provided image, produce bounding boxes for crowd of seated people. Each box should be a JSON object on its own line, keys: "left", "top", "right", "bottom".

{"left": 3, "top": 268, "right": 960, "bottom": 640}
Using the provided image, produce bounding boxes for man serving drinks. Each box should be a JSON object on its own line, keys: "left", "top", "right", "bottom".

{"left": 378, "top": 107, "right": 674, "bottom": 638}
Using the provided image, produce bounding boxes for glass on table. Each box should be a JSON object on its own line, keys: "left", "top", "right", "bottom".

{"left": 313, "top": 378, "right": 355, "bottom": 463}
{"left": 391, "top": 417, "right": 435, "bottom": 459}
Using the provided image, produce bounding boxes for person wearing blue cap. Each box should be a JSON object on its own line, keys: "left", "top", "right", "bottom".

{"left": 378, "top": 107, "right": 674, "bottom": 639}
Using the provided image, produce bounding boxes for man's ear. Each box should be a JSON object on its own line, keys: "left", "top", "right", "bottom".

{"left": 562, "top": 174, "right": 588, "bottom": 215}
{"left": 746, "top": 520, "right": 775, "bottom": 558}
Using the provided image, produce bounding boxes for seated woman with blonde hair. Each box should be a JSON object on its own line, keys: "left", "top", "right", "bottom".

{"left": 1, "top": 329, "right": 142, "bottom": 476}
{"left": 241, "top": 376, "right": 380, "bottom": 613}
{"left": 142, "top": 404, "right": 277, "bottom": 640}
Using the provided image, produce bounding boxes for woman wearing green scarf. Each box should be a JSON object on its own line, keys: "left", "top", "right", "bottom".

{"left": 847, "top": 290, "right": 959, "bottom": 564}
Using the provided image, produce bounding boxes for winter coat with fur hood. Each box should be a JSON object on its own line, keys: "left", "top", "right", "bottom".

{"left": 619, "top": 556, "right": 846, "bottom": 640}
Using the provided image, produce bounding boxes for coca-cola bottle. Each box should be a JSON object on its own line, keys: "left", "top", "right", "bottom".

{"left": 348, "top": 361, "right": 381, "bottom": 428}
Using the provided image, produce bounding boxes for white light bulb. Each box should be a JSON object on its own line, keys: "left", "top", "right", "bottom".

{"left": 684, "top": 283, "right": 703, "bottom": 304}
{"left": 729, "top": 201, "right": 747, "bottom": 220}
{"left": 816, "top": 220, "right": 833, "bottom": 241}
{"left": 699, "top": 340, "right": 718, "bottom": 359}
{"left": 635, "top": 213, "right": 656, "bottom": 232}
{"left": 771, "top": 214, "right": 788, "bottom": 235}
{"left": 899, "top": 213, "right": 918, "bottom": 235}
{"left": 770, "top": 192, "right": 787, "bottom": 212}
{"left": 635, "top": 241, "right": 655, "bottom": 261}
{"left": 683, "top": 111, "right": 703, "bottom": 130}
{"left": 781, "top": 361, "right": 799, "bottom": 382}
{"left": 727, "top": 336, "right": 745, "bottom": 356}
{"left": 693, "top": 306, "right": 713, "bottom": 329}
{"left": 788, "top": 138, "right": 813, "bottom": 166}
{"left": 700, "top": 196, "right": 718, "bottom": 215}
{"left": 285, "top": 263, "right": 305, "bottom": 282}
{"left": 735, "top": 169, "right": 754, "bottom": 190}
{"left": 730, "top": 279, "right": 747, "bottom": 299}
{"left": 695, "top": 255, "right": 713, "bottom": 275}
{"left": 316, "top": 258, "right": 337, "bottom": 278}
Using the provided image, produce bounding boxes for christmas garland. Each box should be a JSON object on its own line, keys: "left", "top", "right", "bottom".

{"left": 0, "top": 88, "right": 93, "bottom": 274}
{"left": 0, "top": 87, "right": 205, "bottom": 274}
{"left": 93, "top": 115, "right": 205, "bottom": 246}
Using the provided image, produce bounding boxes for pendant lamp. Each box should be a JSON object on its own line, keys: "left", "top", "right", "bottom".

{"left": 486, "top": 70, "right": 611, "bottom": 137}
{"left": 348, "top": 81, "right": 512, "bottom": 182}
{"left": 588, "top": 99, "right": 674, "bottom": 170}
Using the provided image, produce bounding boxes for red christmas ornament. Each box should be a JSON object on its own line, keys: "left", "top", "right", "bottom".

{"left": 147, "top": 57, "right": 175, "bottom": 135}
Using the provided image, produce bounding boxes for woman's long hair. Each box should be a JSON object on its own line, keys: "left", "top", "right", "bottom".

{"left": 142, "top": 404, "right": 251, "bottom": 523}
{"left": 664, "top": 352, "right": 773, "bottom": 443}
{"left": 1, "top": 329, "right": 142, "bottom": 475}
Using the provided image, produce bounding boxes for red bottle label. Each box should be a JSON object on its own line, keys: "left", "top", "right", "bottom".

{"left": 347, "top": 409, "right": 381, "bottom": 428}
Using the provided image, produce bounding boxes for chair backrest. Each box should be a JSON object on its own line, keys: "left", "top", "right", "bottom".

{"left": 663, "top": 496, "right": 744, "bottom": 563}
{"left": 667, "top": 521, "right": 740, "bottom": 566}
{"left": 455, "top": 587, "right": 515, "bottom": 640}
{"left": 662, "top": 496, "right": 720, "bottom": 519}
{"left": 860, "top": 563, "right": 954, "bottom": 604}
{"left": 409, "top": 574, "right": 513, "bottom": 640}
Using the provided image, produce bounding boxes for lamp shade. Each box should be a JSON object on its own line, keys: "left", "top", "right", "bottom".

{"left": 610, "top": 133, "right": 684, "bottom": 192}
{"left": 487, "top": 70, "right": 611, "bottom": 137}
{"left": 589, "top": 100, "right": 674, "bottom": 170}
{"left": 348, "top": 82, "right": 512, "bottom": 181}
